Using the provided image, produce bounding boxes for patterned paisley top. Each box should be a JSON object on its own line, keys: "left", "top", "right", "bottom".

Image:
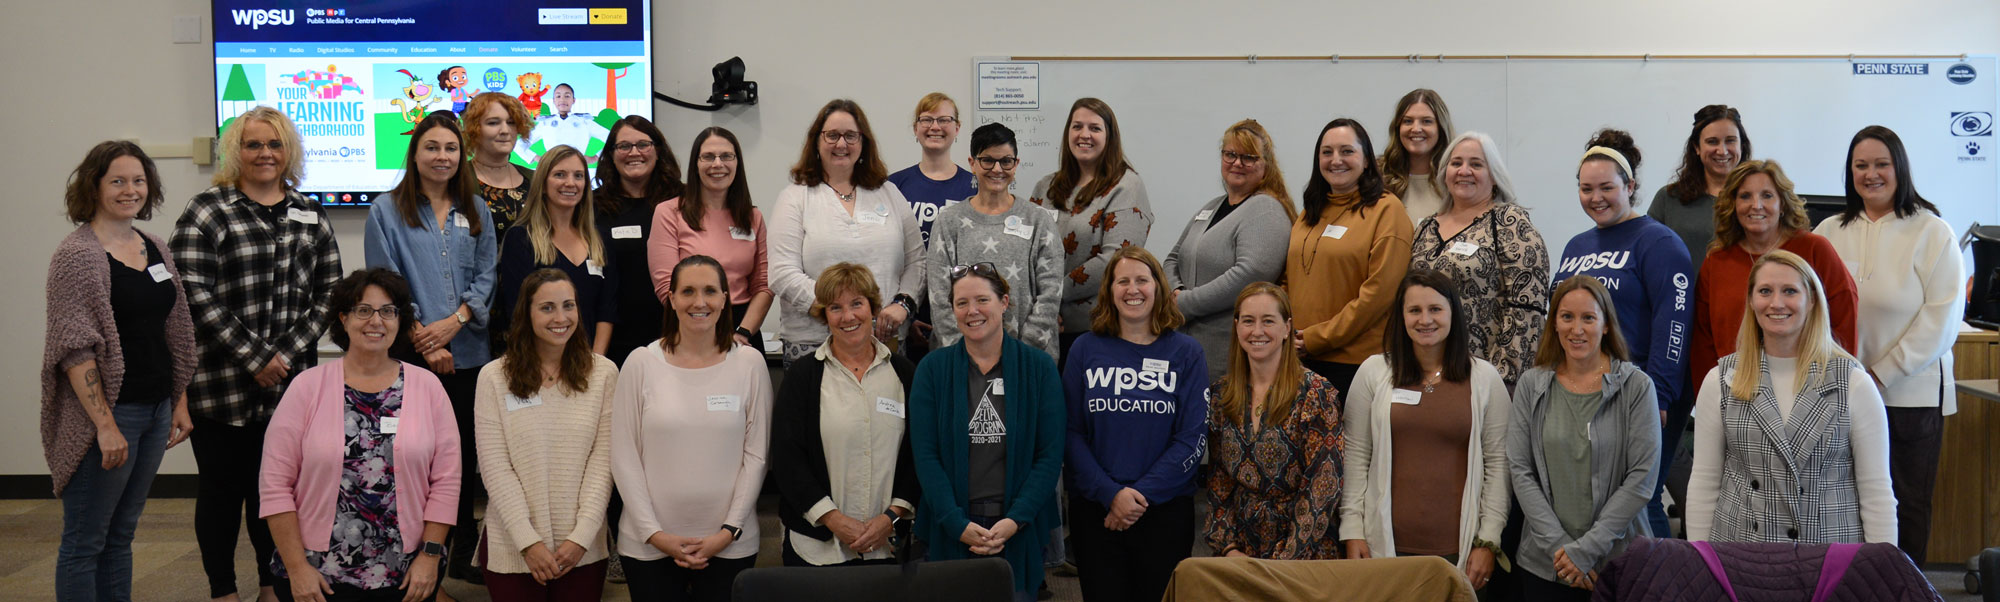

{"left": 1409, "top": 202, "right": 1550, "bottom": 383}
{"left": 1203, "top": 370, "right": 1345, "bottom": 559}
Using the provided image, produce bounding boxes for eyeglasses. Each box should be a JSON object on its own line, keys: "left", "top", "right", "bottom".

{"left": 949, "top": 262, "right": 999, "bottom": 282}
{"left": 243, "top": 140, "right": 284, "bottom": 152}
{"left": 973, "top": 156, "right": 1019, "bottom": 169}
{"left": 1221, "top": 150, "right": 1263, "bottom": 166}
{"left": 698, "top": 152, "right": 738, "bottom": 164}
{"left": 346, "top": 304, "right": 400, "bottom": 321}
{"left": 820, "top": 130, "right": 863, "bottom": 145}
{"left": 916, "top": 116, "right": 959, "bottom": 127}
{"left": 613, "top": 140, "right": 655, "bottom": 153}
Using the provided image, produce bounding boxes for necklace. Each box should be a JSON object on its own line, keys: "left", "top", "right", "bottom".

{"left": 1422, "top": 370, "right": 1443, "bottom": 393}
{"left": 829, "top": 183, "right": 856, "bottom": 202}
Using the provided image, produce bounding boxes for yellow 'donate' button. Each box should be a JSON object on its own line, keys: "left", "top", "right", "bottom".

{"left": 589, "top": 8, "right": 627, "bottom": 24}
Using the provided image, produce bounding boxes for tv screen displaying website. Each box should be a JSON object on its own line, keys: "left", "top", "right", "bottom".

{"left": 213, "top": 0, "right": 653, "bottom": 206}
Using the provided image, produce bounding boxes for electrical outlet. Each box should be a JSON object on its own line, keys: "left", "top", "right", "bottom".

{"left": 193, "top": 136, "right": 215, "bottom": 166}
{"left": 174, "top": 16, "right": 201, "bottom": 44}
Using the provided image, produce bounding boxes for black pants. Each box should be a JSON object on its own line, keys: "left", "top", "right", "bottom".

{"left": 192, "top": 415, "right": 277, "bottom": 598}
{"left": 1068, "top": 494, "right": 1194, "bottom": 602}
{"left": 1515, "top": 569, "right": 1592, "bottom": 602}
{"left": 1888, "top": 405, "right": 1944, "bottom": 563}
{"left": 1300, "top": 360, "right": 1360, "bottom": 405}
{"left": 433, "top": 367, "right": 483, "bottom": 570}
{"left": 621, "top": 553, "right": 756, "bottom": 602}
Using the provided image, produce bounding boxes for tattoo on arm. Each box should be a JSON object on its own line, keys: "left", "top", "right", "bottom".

{"left": 84, "top": 368, "right": 100, "bottom": 388}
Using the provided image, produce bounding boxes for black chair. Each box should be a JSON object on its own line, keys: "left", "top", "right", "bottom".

{"left": 732, "top": 557, "right": 1014, "bottom": 602}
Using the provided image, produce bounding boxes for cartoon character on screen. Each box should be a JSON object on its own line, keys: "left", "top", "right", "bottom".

{"left": 438, "top": 65, "right": 470, "bottom": 114}
{"left": 390, "top": 68, "right": 441, "bottom": 135}
{"left": 517, "top": 72, "right": 549, "bottom": 114}
{"left": 525, "top": 83, "right": 610, "bottom": 165}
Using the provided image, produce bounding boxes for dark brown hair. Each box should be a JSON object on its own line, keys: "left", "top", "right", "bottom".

{"left": 593, "top": 115, "right": 684, "bottom": 215}
{"left": 680, "top": 127, "right": 755, "bottom": 232}
{"left": 1380, "top": 89, "right": 1454, "bottom": 200}
{"left": 1665, "top": 104, "right": 1753, "bottom": 205}
{"left": 328, "top": 268, "right": 417, "bottom": 352}
{"left": 789, "top": 99, "right": 888, "bottom": 189}
{"left": 502, "top": 268, "right": 594, "bottom": 398}
{"left": 1836, "top": 125, "right": 1939, "bottom": 226}
{"left": 65, "top": 140, "right": 165, "bottom": 224}
{"left": 1579, "top": 128, "right": 1643, "bottom": 205}
{"left": 1533, "top": 275, "right": 1631, "bottom": 368}
{"left": 659, "top": 255, "right": 736, "bottom": 354}
{"left": 1301, "top": 118, "right": 1385, "bottom": 226}
{"left": 1042, "top": 98, "right": 1134, "bottom": 211}
{"left": 389, "top": 111, "right": 482, "bottom": 236}
{"left": 1384, "top": 269, "right": 1473, "bottom": 387}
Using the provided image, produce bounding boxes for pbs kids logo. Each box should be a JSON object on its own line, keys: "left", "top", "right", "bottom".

{"left": 482, "top": 68, "right": 508, "bottom": 93}
{"left": 1947, "top": 63, "right": 1977, "bottom": 85}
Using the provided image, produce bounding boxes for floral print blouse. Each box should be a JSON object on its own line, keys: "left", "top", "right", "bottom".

{"left": 1409, "top": 202, "right": 1550, "bottom": 383}
{"left": 271, "top": 374, "right": 407, "bottom": 589}
{"left": 1204, "top": 370, "right": 1345, "bottom": 559}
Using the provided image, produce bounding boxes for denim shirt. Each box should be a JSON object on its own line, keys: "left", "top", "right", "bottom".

{"left": 363, "top": 193, "right": 499, "bottom": 367}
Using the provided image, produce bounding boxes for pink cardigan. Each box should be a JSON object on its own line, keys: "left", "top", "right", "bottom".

{"left": 259, "top": 359, "right": 461, "bottom": 553}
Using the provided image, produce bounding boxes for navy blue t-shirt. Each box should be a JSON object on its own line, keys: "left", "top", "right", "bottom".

{"left": 888, "top": 164, "right": 976, "bottom": 247}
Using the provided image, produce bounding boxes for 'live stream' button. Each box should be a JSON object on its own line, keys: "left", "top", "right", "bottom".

{"left": 538, "top": 8, "right": 587, "bottom": 25}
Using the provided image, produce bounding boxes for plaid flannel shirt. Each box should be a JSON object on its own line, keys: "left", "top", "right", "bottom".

{"left": 171, "top": 185, "right": 343, "bottom": 426}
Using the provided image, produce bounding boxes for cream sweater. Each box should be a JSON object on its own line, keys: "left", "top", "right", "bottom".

{"left": 473, "top": 356, "right": 618, "bottom": 574}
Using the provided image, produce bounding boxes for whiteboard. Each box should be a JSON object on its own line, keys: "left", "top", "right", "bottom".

{"left": 973, "top": 56, "right": 2000, "bottom": 266}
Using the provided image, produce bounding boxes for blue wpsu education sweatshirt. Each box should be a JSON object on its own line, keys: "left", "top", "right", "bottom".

{"left": 1061, "top": 330, "right": 1211, "bottom": 508}
{"left": 1550, "top": 216, "right": 1694, "bottom": 410}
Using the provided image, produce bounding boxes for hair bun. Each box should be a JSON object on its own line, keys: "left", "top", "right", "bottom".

{"left": 1586, "top": 128, "right": 1642, "bottom": 172}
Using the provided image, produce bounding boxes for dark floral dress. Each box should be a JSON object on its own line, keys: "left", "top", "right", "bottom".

{"left": 272, "top": 374, "right": 407, "bottom": 589}
{"left": 479, "top": 164, "right": 533, "bottom": 239}
{"left": 1203, "top": 370, "right": 1345, "bottom": 559}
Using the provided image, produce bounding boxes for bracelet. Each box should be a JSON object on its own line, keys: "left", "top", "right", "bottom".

{"left": 893, "top": 294, "right": 918, "bottom": 314}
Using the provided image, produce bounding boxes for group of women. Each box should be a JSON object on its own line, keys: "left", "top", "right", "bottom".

{"left": 40, "top": 85, "right": 1962, "bottom": 602}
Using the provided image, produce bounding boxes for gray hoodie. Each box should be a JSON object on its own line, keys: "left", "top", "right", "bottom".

{"left": 1508, "top": 360, "right": 1660, "bottom": 581}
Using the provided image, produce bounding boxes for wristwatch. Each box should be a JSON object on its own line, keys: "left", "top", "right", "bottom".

{"left": 892, "top": 294, "right": 918, "bottom": 314}
{"left": 721, "top": 524, "right": 743, "bottom": 541}
{"left": 734, "top": 326, "right": 754, "bottom": 340}
{"left": 421, "top": 541, "right": 446, "bottom": 557}
{"left": 454, "top": 309, "right": 469, "bottom": 325}
{"left": 882, "top": 508, "right": 905, "bottom": 525}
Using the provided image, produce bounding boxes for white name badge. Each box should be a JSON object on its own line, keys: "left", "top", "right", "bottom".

{"left": 1390, "top": 389, "right": 1422, "bottom": 406}
{"left": 379, "top": 416, "right": 400, "bottom": 434}
{"left": 505, "top": 393, "right": 543, "bottom": 412}
{"left": 1194, "top": 209, "right": 1214, "bottom": 222}
{"left": 287, "top": 207, "right": 320, "bottom": 224}
{"left": 1004, "top": 221, "right": 1034, "bottom": 240}
{"left": 1142, "top": 358, "right": 1170, "bottom": 373}
{"left": 729, "top": 227, "right": 756, "bottom": 242}
{"left": 147, "top": 264, "right": 172, "bottom": 282}
{"left": 706, "top": 394, "right": 742, "bottom": 412}
{"left": 876, "top": 396, "right": 906, "bottom": 418}
{"left": 856, "top": 210, "right": 887, "bottom": 225}
{"left": 586, "top": 260, "right": 603, "bottom": 277}
{"left": 611, "top": 225, "right": 642, "bottom": 239}
{"left": 1322, "top": 225, "right": 1348, "bottom": 239}
{"left": 454, "top": 213, "right": 471, "bottom": 229}
{"left": 1448, "top": 241, "right": 1480, "bottom": 256}
{"left": 990, "top": 378, "right": 1005, "bottom": 395}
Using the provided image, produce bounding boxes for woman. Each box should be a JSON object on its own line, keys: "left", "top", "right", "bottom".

{"left": 1409, "top": 132, "right": 1549, "bottom": 385}
{"left": 1340, "top": 270, "right": 1510, "bottom": 591}
{"left": 1380, "top": 89, "right": 1455, "bottom": 222}
{"left": 652, "top": 127, "right": 773, "bottom": 351}
{"left": 173, "top": 106, "right": 343, "bottom": 602}
{"left": 1163, "top": 119, "right": 1296, "bottom": 381}
{"left": 927, "top": 122, "right": 1064, "bottom": 359}
{"left": 1648, "top": 105, "right": 1752, "bottom": 276}
{"left": 363, "top": 110, "right": 499, "bottom": 580}
{"left": 1508, "top": 276, "right": 1659, "bottom": 599}
{"left": 888, "top": 92, "right": 977, "bottom": 246}
{"left": 1685, "top": 251, "right": 1895, "bottom": 544}
{"left": 611, "top": 255, "right": 772, "bottom": 602}
{"left": 1203, "top": 283, "right": 1344, "bottom": 560}
{"left": 910, "top": 263, "right": 1065, "bottom": 601}
{"left": 1813, "top": 125, "right": 1963, "bottom": 562}
{"left": 770, "top": 99, "right": 926, "bottom": 363}
{"left": 1062, "top": 247, "right": 1208, "bottom": 602}
{"left": 465, "top": 92, "right": 536, "bottom": 237}
{"left": 259, "top": 268, "right": 460, "bottom": 602}
{"left": 771, "top": 263, "right": 919, "bottom": 567}
{"left": 595, "top": 115, "right": 684, "bottom": 365}
{"left": 474, "top": 269, "right": 618, "bottom": 599}
{"left": 44, "top": 141, "right": 196, "bottom": 602}
{"left": 1029, "top": 98, "right": 1153, "bottom": 363}
{"left": 1689, "top": 160, "right": 1858, "bottom": 399}
{"left": 494, "top": 146, "right": 617, "bottom": 355}
{"left": 1547, "top": 130, "right": 1692, "bottom": 537}
{"left": 1285, "top": 118, "right": 1414, "bottom": 394}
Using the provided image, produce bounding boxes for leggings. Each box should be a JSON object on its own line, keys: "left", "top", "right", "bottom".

{"left": 192, "top": 415, "right": 277, "bottom": 598}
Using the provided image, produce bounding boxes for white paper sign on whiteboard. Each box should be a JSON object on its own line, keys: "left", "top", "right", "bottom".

{"left": 978, "top": 61, "right": 1040, "bottom": 110}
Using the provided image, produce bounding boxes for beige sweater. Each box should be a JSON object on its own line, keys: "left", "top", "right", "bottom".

{"left": 473, "top": 355, "right": 618, "bottom": 574}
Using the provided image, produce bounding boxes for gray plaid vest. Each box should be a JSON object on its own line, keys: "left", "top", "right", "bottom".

{"left": 1711, "top": 354, "right": 1863, "bottom": 543}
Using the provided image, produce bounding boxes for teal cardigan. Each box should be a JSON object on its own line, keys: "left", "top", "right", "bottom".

{"left": 909, "top": 335, "right": 1065, "bottom": 593}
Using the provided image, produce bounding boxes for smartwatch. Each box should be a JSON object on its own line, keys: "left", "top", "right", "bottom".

{"left": 721, "top": 524, "right": 743, "bottom": 541}
{"left": 734, "top": 326, "right": 754, "bottom": 340}
{"left": 882, "top": 508, "right": 905, "bottom": 525}
{"left": 422, "top": 541, "right": 446, "bottom": 557}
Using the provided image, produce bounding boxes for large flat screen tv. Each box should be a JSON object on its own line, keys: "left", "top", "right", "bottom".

{"left": 212, "top": 0, "right": 653, "bottom": 206}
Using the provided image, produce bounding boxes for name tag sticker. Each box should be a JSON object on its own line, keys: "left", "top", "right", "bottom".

{"left": 706, "top": 394, "right": 742, "bottom": 412}
{"left": 287, "top": 207, "right": 319, "bottom": 224}
{"left": 586, "top": 260, "right": 603, "bottom": 277}
{"left": 856, "top": 211, "right": 887, "bottom": 225}
{"left": 453, "top": 213, "right": 471, "bottom": 229}
{"left": 1005, "top": 222, "right": 1034, "bottom": 240}
{"left": 991, "top": 378, "right": 1004, "bottom": 395}
{"left": 1390, "top": 389, "right": 1422, "bottom": 406}
{"left": 1142, "top": 358, "right": 1170, "bottom": 373}
{"left": 1194, "top": 209, "right": 1214, "bottom": 221}
{"left": 379, "top": 416, "right": 399, "bottom": 434}
{"left": 147, "top": 264, "right": 172, "bottom": 282}
{"left": 1322, "top": 225, "right": 1348, "bottom": 239}
{"left": 505, "top": 393, "right": 543, "bottom": 412}
{"left": 876, "top": 396, "right": 905, "bottom": 418}
{"left": 611, "top": 225, "right": 642, "bottom": 239}
{"left": 1448, "top": 241, "right": 1480, "bottom": 256}
{"left": 729, "top": 227, "right": 756, "bottom": 241}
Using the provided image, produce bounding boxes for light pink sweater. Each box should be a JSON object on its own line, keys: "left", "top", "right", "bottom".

{"left": 259, "top": 359, "right": 461, "bottom": 553}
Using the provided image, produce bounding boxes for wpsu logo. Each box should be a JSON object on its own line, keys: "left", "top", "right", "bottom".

{"left": 1557, "top": 251, "right": 1630, "bottom": 274}
{"left": 231, "top": 9, "right": 295, "bottom": 29}
{"left": 1084, "top": 366, "right": 1177, "bottom": 395}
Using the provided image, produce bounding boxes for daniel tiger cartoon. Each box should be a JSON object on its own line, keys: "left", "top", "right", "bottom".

{"left": 517, "top": 72, "right": 549, "bottom": 114}
{"left": 389, "top": 68, "right": 440, "bottom": 134}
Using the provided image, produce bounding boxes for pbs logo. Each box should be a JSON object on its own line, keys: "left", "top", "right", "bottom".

{"left": 483, "top": 68, "right": 508, "bottom": 93}
{"left": 1952, "top": 112, "right": 1993, "bottom": 137}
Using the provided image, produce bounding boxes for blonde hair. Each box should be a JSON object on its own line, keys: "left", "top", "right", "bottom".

{"left": 912, "top": 92, "right": 958, "bottom": 121}
{"left": 1728, "top": 250, "right": 1851, "bottom": 400}
{"left": 1216, "top": 283, "right": 1304, "bottom": 427}
{"left": 1711, "top": 159, "right": 1811, "bottom": 253}
{"left": 521, "top": 146, "right": 605, "bottom": 266}
{"left": 214, "top": 106, "right": 306, "bottom": 189}
{"left": 1219, "top": 119, "right": 1297, "bottom": 220}
{"left": 809, "top": 262, "right": 882, "bottom": 323}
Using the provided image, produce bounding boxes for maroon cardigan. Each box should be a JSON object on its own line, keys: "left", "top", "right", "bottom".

{"left": 41, "top": 226, "right": 196, "bottom": 495}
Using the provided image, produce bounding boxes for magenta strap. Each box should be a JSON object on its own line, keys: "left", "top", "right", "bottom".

{"left": 1691, "top": 541, "right": 1742, "bottom": 602}
{"left": 1810, "top": 543, "right": 1862, "bottom": 602}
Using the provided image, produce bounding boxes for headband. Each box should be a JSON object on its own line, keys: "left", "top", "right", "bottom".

{"left": 1581, "top": 146, "right": 1633, "bottom": 179}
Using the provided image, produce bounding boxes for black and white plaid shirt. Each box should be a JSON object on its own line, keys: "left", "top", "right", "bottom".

{"left": 171, "top": 185, "right": 343, "bottom": 426}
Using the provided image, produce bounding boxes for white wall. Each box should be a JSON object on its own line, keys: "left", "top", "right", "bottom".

{"left": 7, "top": 0, "right": 1999, "bottom": 477}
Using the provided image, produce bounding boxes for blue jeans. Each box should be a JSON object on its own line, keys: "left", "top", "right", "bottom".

{"left": 57, "top": 399, "right": 172, "bottom": 602}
